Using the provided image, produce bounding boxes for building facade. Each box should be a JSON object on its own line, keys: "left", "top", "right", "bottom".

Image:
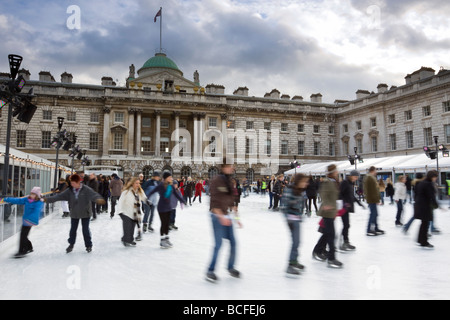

{"left": 2, "top": 53, "right": 450, "bottom": 181}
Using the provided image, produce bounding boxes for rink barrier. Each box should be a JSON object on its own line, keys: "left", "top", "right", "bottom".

{"left": 0, "top": 191, "right": 59, "bottom": 244}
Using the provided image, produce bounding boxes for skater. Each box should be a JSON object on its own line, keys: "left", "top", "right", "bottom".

{"left": 109, "top": 173, "right": 123, "bottom": 218}
{"left": 394, "top": 175, "right": 407, "bottom": 226}
{"left": 281, "top": 173, "right": 309, "bottom": 276}
{"left": 364, "top": 166, "right": 385, "bottom": 236}
{"left": 117, "top": 177, "right": 148, "bottom": 246}
{"left": 306, "top": 176, "right": 318, "bottom": 216}
{"left": 142, "top": 171, "right": 161, "bottom": 233}
{"left": 403, "top": 173, "right": 424, "bottom": 234}
{"left": 268, "top": 175, "right": 275, "bottom": 208}
{"left": 193, "top": 179, "right": 205, "bottom": 203}
{"left": 169, "top": 179, "right": 183, "bottom": 231}
{"left": 206, "top": 161, "right": 242, "bottom": 283}
{"left": 147, "top": 172, "right": 186, "bottom": 248}
{"left": 414, "top": 170, "right": 439, "bottom": 248}
{"left": 312, "top": 164, "right": 343, "bottom": 268}
{"left": 338, "top": 170, "right": 365, "bottom": 251}
{"left": 272, "top": 174, "right": 285, "bottom": 211}
{"left": 87, "top": 173, "right": 99, "bottom": 221}
{"left": 1, "top": 187, "right": 44, "bottom": 258}
{"left": 44, "top": 174, "right": 105, "bottom": 253}
{"left": 57, "top": 176, "right": 70, "bottom": 218}
{"left": 385, "top": 178, "right": 395, "bottom": 205}
{"left": 183, "top": 177, "right": 194, "bottom": 206}
{"left": 231, "top": 178, "right": 242, "bottom": 209}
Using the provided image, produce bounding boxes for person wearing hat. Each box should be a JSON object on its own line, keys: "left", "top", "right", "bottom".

{"left": 147, "top": 171, "right": 186, "bottom": 248}
{"left": 313, "top": 164, "right": 343, "bottom": 268}
{"left": 109, "top": 173, "right": 124, "bottom": 219}
{"left": 142, "top": 171, "right": 161, "bottom": 233}
{"left": 338, "top": 170, "right": 365, "bottom": 251}
{"left": 44, "top": 174, "right": 105, "bottom": 253}
{"left": 1, "top": 187, "right": 44, "bottom": 258}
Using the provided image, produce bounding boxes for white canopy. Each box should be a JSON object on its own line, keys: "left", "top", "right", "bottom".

{"left": 284, "top": 153, "right": 445, "bottom": 176}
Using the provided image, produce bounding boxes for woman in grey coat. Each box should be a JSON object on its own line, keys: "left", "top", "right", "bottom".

{"left": 45, "top": 174, "right": 105, "bottom": 253}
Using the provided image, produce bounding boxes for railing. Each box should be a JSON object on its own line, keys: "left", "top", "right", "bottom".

{"left": 0, "top": 192, "right": 60, "bottom": 244}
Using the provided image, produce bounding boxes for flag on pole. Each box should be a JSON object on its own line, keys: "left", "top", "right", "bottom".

{"left": 154, "top": 8, "right": 162, "bottom": 22}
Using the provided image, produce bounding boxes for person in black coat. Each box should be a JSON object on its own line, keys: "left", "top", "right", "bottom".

{"left": 414, "top": 170, "right": 439, "bottom": 248}
{"left": 339, "top": 170, "right": 365, "bottom": 250}
{"left": 306, "top": 176, "right": 318, "bottom": 215}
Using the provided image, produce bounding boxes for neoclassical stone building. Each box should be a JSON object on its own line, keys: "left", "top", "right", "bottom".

{"left": 2, "top": 53, "right": 450, "bottom": 180}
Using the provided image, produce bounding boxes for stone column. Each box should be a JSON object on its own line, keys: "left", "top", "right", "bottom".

{"left": 155, "top": 110, "right": 161, "bottom": 157}
{"left": 199, "top": 112, "right": 206, "bottom": 162}
{"left": 127, "top": 107, "right": 135, "bottom": 156}
{"left": 135, "top": 108, "right": 142, "bottom": 157}
{"left": 193, "top": 113, "right": 200, "bottom": 163}
{"left": 173, "top": 111, "right": 180, "bottom": 153}
{"left": 102, "top": 106, "right": 111, "bottom": 156}
{"left": 220, "top": 113, "right": 228, "bottom": 160}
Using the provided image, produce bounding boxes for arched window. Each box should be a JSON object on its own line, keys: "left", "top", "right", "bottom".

{"left": 180, "top": 166, "right": 192, "bottom": 178}
{"left": 246, "top": 168, "right": 255, "bottom": 183}
{"left": 142, "top": 166, "right": 154, "bottom": 180}
{"left": 162, "top": 166, "right": 173, "bottom": 176}
{"left": 208, "top": 167, "right": 220, "bottom": 180}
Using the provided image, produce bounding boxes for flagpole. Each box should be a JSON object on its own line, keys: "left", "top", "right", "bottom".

{"left": 159, "top": 7, "right": 162, "bottom": 53}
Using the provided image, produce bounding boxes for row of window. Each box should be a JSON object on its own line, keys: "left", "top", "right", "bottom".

{"left": 343, "top": 103, "right": 450, "bottom": 133}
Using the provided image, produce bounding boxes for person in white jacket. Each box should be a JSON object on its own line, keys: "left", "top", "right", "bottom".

{"left": 117, "top": 177, "right": 148, "bottom": 247}
{"left": 393, "top": 175, "right": 407, "bottom": 226}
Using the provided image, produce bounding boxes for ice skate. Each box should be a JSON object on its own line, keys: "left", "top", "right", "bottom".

{"left": 206, "top": 272, "right": 218, "bottom": 283}
{"left": 122, "top": 241, "right": 136, "bottom": 247}
{"left": 66, "top": 244, "right": 74, "bottom": 253}
{"left": 135, "top": 231, "right": 142, "bottom": 241}
{"left": 160, "top": 238, "right": 171, "bottom": 249}
{"left": 143, "top": 223, "right": 147, "bottom": 233}
{"left": 228, "top": 268, "right": 241, "bottom": 278}
{"left": 312, "top": 251, "right": 327, "bottom": 262}
{"left": 340, "top": 241, "right": 356, "bottom": 251}
{"left": 86, "top": 246, "right": 92, "bottom": 253}
{"left": 286, "top": 265, "right": 301, "bottom": 277}
{"left": 327, "top": 259, "right": 343, "bottom": 269}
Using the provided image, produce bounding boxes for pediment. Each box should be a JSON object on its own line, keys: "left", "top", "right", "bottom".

{"left": 110, "top": 124, "right": 128, "bottom": 133}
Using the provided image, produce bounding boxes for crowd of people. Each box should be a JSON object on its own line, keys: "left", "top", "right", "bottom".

{"left": 0, "top": 163, "right": 444, "bottom": 281}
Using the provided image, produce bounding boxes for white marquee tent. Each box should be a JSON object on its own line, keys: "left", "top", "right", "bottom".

{"left": 284, "top": 153, "right": 450, "bottom": 178}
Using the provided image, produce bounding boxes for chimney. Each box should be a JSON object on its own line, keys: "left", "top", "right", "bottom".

{"left": 356, "top": 89, "right": 370, "bottom": 99}
{"left": 61, "top": 72, "right": 73, "bottom": 84}
{"left": 292, "top": 95, "right": 303, "bottom": 101}
{"left": 101, "top": 76, "right": 115, "bottom": 86}
{"left": 377, "top": 83, "right": 388, "bottom": 93}
{"left": 205, "top": 84, "right": 225, "bottom": 94}
{"left": 281, "top": 94, "right": 290, "bottom": 100}
{"left": 269, "top": 89, "right": 280, "bottom": 99}
{"left": 410, "top": 67, "right": 435, "bottom": 83}
{"left": 39, "top": 71, "right": 56, "bottom": 82}
{"left": 310, "top": 93, "right": 322, "bottom": 103}
{"left": 233, "top": 86, "right": 249, "bottom": 96}
{"left": 18, "top": 69, "right": 31, "bottom": 81}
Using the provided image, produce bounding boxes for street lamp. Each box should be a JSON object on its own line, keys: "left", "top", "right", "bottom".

{"left": 434, "top": 136, "right": 441, "bottom": 186}
{"left": 348, "top": 147, "right": 363, "bottom": 170}
{"left": 52, "top": 117, "right": 65, "bottom": 192}
{"left": 1, "top": 55, "right": 37, "bottom": 196}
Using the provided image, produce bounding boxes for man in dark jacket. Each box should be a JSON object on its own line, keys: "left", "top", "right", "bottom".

{"left": 87, "top": 173, "right": 99, "bottom": 221}
{"left": 272, "top": 174, "right": 285, "bottom": 211}
{"left": 414, "top": 170, "right": 439, "bottom": 248}
{"left": 206, "top": 162, "right": 242, "bottom": 283}
{"left": 45, "top": 174, "right": 105, "bottom": 253}
{"left": 339, "top": 170, "right": 365, "bottom": 251}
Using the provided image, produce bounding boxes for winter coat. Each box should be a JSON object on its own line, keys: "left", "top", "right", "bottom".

{"left": 109, "top": 178, "right": 123, "bottom": 197}
{"left": 363, "top": 175, "right": 381, "bottom": 204}
{"left": 194, "top": 182, "right": 205, "bottom": 197}
{"left": 393, "top": 182, "right": 407, "bottom": 201}
{"left": 385, "top": 183, "right": 394, "bottom": 197}
{"left": 183, "top": 181, "right": 195, "bottom": 197}
{"left": 143, "top": 179, "right": 161, "bottom": 205}
{"left": 45, "top": 185, "right": 103, "bottom": 219}
{"left": 117, "top": 189, "right": 147, "bottom": 222}
{"left": 317, "top": 177, "right": 339, "bottom": 218}
{"left": 273, "top": 179, "right": 284, "bottom": 195}
{"left": 306, "top": 178, "right": 318, "bottom": 198}
{"left": 209, "top": 174, "right": 235, "bottom": 214}
{"left": 148, "top": 183, "right": 185, "bottom": 213}
{"left": 339, "top": 178, "right": 359, "bottom": 213}
{"left": 3, "top": 197, "right": 44, "bottom": 226}
{"left": 281, "top": 185, "right": 307, "bottom": 220}
{"left": 414, "top": 179, "right": 438, "bottom": 221}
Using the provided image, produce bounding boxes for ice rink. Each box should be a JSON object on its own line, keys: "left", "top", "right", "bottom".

{"left": 0, "top": 192, "right": 449, "bottom": 300}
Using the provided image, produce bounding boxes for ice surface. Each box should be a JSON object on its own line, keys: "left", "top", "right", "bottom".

{"left": 0, "top": 194, "right": 449, "bottom": 300}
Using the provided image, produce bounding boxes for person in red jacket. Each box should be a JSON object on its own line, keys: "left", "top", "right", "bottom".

{"left": 193, "top": 179, "right": 205, "bottom": 203}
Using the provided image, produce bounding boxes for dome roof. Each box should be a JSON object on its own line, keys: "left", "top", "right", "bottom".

{"left": 139, "top": 53, "right": 181, "bottom": 74}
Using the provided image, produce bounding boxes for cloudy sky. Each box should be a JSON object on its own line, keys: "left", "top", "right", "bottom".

{"left": 1, "top": 0, "right": 450, "bottom": 102}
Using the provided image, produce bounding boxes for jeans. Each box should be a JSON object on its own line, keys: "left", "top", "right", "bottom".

{"left": 396, "top": 200, "right": 403, "bottom": 223}
{"left": 287, "top": 220, "right": 300, "bottom": 262}
{"left": 207, "top": 213, "right": 236, "bottom": 272}
{"left": 340, "top": 210, "right": 350, "bottom": 242}
{"left": 367, "top": 203, "right": 379, "bottom": 232}
{"left": 269, "top": 192, "right": 273, "bottom": 207}
{"left": 69, "top": 218, "right": 92, "bottom": 247}
{"left": 142, "top": 202, "right": 151, "bottom": 224}
{"left": 380, "top": 192, "right": 385, "bottom": 205}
